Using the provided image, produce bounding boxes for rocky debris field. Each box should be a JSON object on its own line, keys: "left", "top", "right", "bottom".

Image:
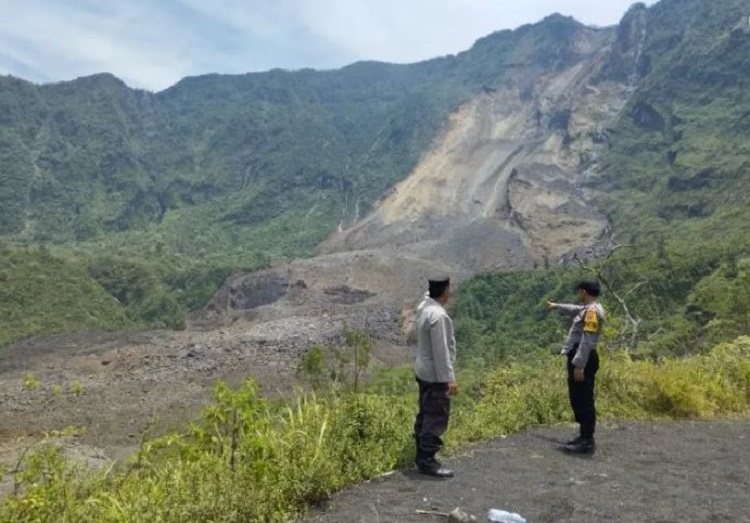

{"left": 0, "top": 254, "right": 419, "bottom": 489}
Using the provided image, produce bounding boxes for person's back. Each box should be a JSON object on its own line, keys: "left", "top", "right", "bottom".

{"left": 414, "top": 294, "right": 455, "bottom": 384}
{"left": 412, "top": 277, "right": 457, "bottom": 478}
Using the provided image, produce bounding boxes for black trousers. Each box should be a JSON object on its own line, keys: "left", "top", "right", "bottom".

{"left": 567, "top": 347, "right": 599, "bottom": 439}
{"left": 413, "top": 378, "right": 451, "bottom": 464}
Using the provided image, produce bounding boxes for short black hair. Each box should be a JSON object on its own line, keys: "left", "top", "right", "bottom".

{"left": 576, "top": 280, "right": 601, "bottom": 297}
{"left": 428, "top": 278, "right": 450, "bottom": 299}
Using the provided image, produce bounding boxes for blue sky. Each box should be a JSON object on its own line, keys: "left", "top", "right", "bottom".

{"left": 0, "top": 0, "right": 657, "bottom": 91}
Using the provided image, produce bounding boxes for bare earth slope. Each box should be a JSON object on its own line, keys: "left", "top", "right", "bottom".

{"left": 0, "top": 56, "right": 629, "bottom": 451}
{"left": 307, "top": 421, "right": 750, "bottom": 523}
{"left": 1, "top": 17, "right": 634, "bottom": 484}
{"left": 1, "top": 250, "right": 449, "bottom": 450}
{"left": 320, "top": 36, "right": 627, "bottom": 271}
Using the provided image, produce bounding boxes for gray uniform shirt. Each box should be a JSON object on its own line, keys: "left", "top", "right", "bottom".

{"left": 558, "top": 302, "right": 606, "bottom": 368}
{"left": 414, "top": 293, "right": 456, "bottom": 383}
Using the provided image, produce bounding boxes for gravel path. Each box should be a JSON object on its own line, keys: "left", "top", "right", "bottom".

{"left": 307, "top": 420, "right": 750, "bottom": 523}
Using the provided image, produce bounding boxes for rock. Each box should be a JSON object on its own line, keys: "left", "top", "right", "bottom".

{"left": 448, "top": 507, "right": 474, "bottom": 523}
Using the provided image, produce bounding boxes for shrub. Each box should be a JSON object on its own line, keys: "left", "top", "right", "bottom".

{"left": 3, "top": 338, "right": 749, "bottom": 522}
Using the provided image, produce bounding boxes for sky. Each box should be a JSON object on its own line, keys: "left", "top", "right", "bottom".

{"left": 0, "top": 0, "right": 657, "bottom": 92}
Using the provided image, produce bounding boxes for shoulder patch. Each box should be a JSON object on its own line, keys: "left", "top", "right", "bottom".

{"left": 583, "top": 308, "right": 599, "bottom": 333}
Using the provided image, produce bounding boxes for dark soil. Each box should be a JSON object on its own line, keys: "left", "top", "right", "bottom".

{"left": 307, "top": 420, "right": 750, "bottom": 523}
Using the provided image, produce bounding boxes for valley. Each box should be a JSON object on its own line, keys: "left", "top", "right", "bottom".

{"left": 1, "top": 0, "right": 750, "bottom": 519}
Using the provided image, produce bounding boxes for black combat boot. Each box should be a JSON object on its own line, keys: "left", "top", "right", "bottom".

{"left": 563, "top": 437, "right": 595, "bottom": 454}
{"left": 566, "top": 435, "right": 584, "bottom": 445}
{"left": 416, "top": 455, "right": 454, "bottom": 478}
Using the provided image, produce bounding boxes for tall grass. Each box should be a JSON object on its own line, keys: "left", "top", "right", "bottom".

{"left": 3, "top": 338, "right": 749, "bottom": 522}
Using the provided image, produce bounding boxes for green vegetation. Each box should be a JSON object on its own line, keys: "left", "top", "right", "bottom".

{"left": 297, "top": 326, "right": 373, "bottom": 391}
{"left": 0, "top": 13, "right": 601, "bottom": 345}
{"left": 454, "top": 267, "right": 583, "bottom": 363}
{"left": 0, "top": 240, "right": 268, "bottom": 347}
{"left": 2, "top": 1, "right": 750, "bottom": 517}
{"left": 454, "top": 248, "right": 750, "bottom": 361}
{"left": 587, "top": 0, "right": 750, "bottom": 355}
{"left": 1, "top": 0, "right": 748, "bottom": 349}
{"left": 0, "top": 243, "right": 131, "bottom": 346}
{"left": 3, "top": 336, "right": 749, "bottom": 522}
{"left": 70, "top": 381, "right": 85, "bottom": 397}
{"left": 21, "top": 372, "right": 40, "bottom": 392}
{"left": 0, "top": 14, "right": 592, "bottom": 245}
{"left": 452, "top": 0, "right": 750, "bottom": 362}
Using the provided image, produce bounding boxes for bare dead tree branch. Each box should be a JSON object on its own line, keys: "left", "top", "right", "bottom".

{"left": 624, "top": 281, "right": 648, "bottom": 298}
{"left": 574, "top": 246, "right": 642, "bottom": 349}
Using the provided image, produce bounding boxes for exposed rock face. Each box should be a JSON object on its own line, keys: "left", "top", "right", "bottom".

{"left": 319, "top": 27, "right": 629, "bottom": 272}
{"left": 598, "top": 3, "right": 650, "bottom": 85}
{"left": 180, "top": 19, "right": 645, "bottom": 335}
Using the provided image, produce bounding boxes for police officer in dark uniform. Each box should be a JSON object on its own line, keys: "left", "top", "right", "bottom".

{"left": 548, "top": 280, "right": 606, "bottom": 454}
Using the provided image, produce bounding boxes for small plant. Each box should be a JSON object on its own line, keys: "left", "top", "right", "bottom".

{"left": 344, "top": 326, "right": 372, "bottom": 392}
{"left": 70, "top": 381, "right": 85, "bottom": 397}
{"left": 43, "top": 426, "right": 85, "bottom": 440}
{"left": 298, "top": 345, "right": 326, "bottom": 390}
{"left": 22, "top": 373, "right": 41, "bottom": 391}
{"left": 2, "top": 339, "right": 749, "bottom": 522}
{"left": 297, "top": 327, "right": 373, "bottom": 391}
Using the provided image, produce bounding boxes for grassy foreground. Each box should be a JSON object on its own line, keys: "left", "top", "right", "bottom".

{"left": 2, "top": 338, "right": 750, "bottom": 522}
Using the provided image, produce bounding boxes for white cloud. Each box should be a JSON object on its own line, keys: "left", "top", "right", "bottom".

{"left": 0, "top": 52, "right": 51, "bottom": 83}
{"left": 0, "top": 1, "right": 197, "bottom": 90}
{"left": 295, "top": 0, "right": 655, "bottom": 63}
{"left": 0, "top": 0, "right": 656, "bottom": 91}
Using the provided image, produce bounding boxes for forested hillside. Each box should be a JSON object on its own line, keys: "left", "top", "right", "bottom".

{"left": 455, "top": 0, "right": 750, "bottom": 360}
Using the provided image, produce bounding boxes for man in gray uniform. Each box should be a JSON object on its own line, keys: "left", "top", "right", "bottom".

{"left": 413, "top": 276, "right": 458, "bottom": 477}
{"left": 548, "top": 280, "right": 606, "bottom": 454}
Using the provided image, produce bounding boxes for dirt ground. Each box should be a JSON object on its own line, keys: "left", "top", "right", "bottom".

{"left": 4, "top": 250, "right": 749, "bottom": 521}
{"left": 0, "top": 254, "right": 421, "bottom": 496}
{"left": 307, "top": 420, "right": 750, "bottom": 523}
{"left": 0, "top": 248, "right": 459, "bottom": 455}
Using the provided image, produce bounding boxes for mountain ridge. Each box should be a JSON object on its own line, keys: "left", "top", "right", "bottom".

{"left": 2, "top": 0, "right": 750, "bottom": 350}
{"left": 0, "top": 11, "right": 611, "bottom": 254}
